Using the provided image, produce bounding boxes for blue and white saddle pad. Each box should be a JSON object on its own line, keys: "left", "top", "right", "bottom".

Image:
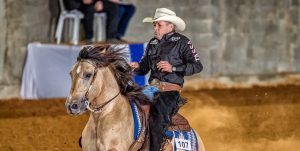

{"left": 129, "top": 100, "right": 142, "bottom": 140}
{"left": 166, "top": 129, "right": 199, "bottom": 151}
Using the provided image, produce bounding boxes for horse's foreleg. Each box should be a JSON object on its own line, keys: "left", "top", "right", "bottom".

{"left": 82, "top": 116, "right": 97, "bottom": 151}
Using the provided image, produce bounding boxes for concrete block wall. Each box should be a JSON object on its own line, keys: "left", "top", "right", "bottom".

{"left": 0, "top": 0, "right": 50, "bottom": 98}
{"left": 126, "top": 0, "right": 300, "bottom": 78}
{"left": 0, "top": 0, "right": 300, "bottom": 98}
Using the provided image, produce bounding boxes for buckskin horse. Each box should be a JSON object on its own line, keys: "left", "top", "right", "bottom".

{"left": 65, "top": 45, "right": 205, "bottom": 151}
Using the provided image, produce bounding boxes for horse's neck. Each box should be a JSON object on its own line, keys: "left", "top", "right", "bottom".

{"left": 92, "top": 68, "right": 131, "bottom": 120}
{"left": 92, "top": 94, "right": 129, "bottom": 119}
{"left": 84, "top": 68, "right": 135, "bottom": 149}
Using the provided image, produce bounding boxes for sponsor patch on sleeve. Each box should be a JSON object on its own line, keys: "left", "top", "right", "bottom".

{"left": 187, "top": 41, "right": 200, "bottom": 61}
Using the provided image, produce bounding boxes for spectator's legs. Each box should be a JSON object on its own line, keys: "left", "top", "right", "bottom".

{"left": 80, "top": 4, "right": 94, "bottom": 40}
{"left": 117, "top": 4, "right": 136, "bottom": 39}
{"left": 117, "top": 5, "right": 126, "bottom": 38}
{"left": 63, "top": 0, "right": 81, "bottom": 10}
{"left": 102, "top": 1, "right": 119, "bottom": 39}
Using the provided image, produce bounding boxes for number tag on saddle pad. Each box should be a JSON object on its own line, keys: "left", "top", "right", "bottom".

{"left": 175, "top": 138, "right": 192, "bottom": 150}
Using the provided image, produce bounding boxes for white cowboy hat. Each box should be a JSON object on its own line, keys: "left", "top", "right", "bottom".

{"left": 142, "top": 8, "right": 186, "bottom": 31}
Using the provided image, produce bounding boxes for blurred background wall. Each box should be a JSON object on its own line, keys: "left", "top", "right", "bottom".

{"left": 1, "top": 0, "right": 300, "bottom": 98}
{"left": 0, "top": 0, "right": 50, "bottom": 98}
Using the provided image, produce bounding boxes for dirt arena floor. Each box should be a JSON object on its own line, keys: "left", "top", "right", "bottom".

{"left": 0, "top": 85, "right": 299, "bottom": 151}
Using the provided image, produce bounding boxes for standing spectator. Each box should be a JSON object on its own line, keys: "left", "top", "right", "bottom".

{"left": 113, "top": 0, "right": 136, "bottom": 41}
{"left": 95, "top": 0, "right": 120, "bottom": 43}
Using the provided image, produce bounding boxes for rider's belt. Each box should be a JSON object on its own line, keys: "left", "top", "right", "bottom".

{"left": 150, "top": 79, "right": 182, "bottom": 92}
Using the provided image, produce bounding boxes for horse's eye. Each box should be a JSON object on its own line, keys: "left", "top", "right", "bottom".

{"left": 84, "top": 73, "right": 92, "bottom": 79}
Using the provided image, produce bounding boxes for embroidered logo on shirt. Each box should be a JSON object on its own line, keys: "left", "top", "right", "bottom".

{"left": 150, "top": 39, "right": 158, "bottom": 44}
{"left": 170, "top": 37, "right": 181, "bottom": 42}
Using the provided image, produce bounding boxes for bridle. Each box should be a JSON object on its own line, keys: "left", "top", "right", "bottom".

{"left": 75, "top": 60, "right": 120, "bottom": 113}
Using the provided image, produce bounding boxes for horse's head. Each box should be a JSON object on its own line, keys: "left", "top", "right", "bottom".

{"left": 66, "top": 45, "right": 114, "bottom": 114}
{"left": 65, "top": 45, "right": 134, "bottom": 115}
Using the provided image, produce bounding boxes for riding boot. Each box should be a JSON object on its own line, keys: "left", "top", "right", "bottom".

{"left": 149, "top": 91, "right": 180, "bottom": 151}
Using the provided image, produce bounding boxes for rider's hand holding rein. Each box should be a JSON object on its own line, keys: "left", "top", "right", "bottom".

{"left": 130, "top": 61, "right": 173, "bottom": 73}
{"left": 129, "top": 62, "right": 139, "bottom": 71}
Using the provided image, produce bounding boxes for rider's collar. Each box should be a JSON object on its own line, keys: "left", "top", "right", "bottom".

{"left": 155, "top": 31, "right": 176, "bottom": 42}
{"left": 162, "top": 31, "right": 175, "bottom": 41}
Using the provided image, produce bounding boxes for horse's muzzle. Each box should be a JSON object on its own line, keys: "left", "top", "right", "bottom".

{"left": 65, "top": 97, "right": 88, "bottom": 115}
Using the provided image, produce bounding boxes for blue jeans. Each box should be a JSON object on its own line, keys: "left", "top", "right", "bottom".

{"left": 117, "top": 4, "right": 136, "bottom": 38}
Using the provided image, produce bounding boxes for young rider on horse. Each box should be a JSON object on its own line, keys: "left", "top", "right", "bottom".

{"left": 130, "top": 8, "right": 203, "bottom": 151}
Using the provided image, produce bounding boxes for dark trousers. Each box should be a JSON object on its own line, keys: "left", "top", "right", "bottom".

{"left": 64, "top": 0, "right": 119, "bottom": 40}
{"left": 149, "top": 91, "right": 180, "bottom": 151}
{"left": 117, "top": 4, "right": 136, "bottom": 38}
{"left": 64, "top": 2, "right": 94, "bottom": 40}
{"left": 100, "top": 1, "right": 119, "bottom": 39}
{"left": 80, "top": 4, "right": 94, "bottom": 40}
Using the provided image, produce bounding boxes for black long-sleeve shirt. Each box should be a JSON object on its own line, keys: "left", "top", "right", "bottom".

{"left": 135, "top": 32, "right": 203, "bottom": 87}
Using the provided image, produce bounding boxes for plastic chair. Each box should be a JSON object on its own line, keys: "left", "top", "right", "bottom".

{"left": 94, "top": 12, "right": 107, "bottom": 42}
{"left": 55, "top": 0, "right": 84, "bottom": 45}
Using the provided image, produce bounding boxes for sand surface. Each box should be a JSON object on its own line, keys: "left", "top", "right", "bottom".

{"left": 0, "top": 85, "right": 299, "bottom": 151}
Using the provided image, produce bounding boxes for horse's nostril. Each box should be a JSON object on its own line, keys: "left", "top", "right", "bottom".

{"left": 71, "top": 103, "right": 78, "bottom": 109}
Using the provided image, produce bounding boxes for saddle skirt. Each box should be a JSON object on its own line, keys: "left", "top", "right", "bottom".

{"left": 168, "top": 113, "right": 191, "bottom": 131}
{"left": 130, "top": 101, "right": 192, "bottom": 137}
{"left": 165, "top": 114, "right": 199, "bottom": 151}
{"left": 129, "top": 101, "right": 195, "bottom": 151}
